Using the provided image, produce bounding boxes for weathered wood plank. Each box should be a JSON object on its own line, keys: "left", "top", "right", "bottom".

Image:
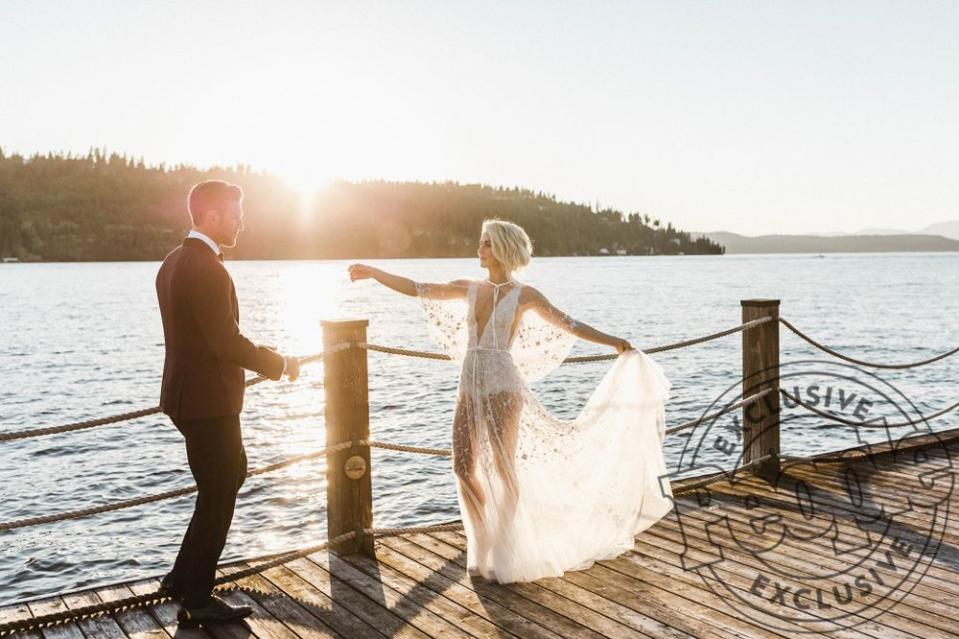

{"left": 60, "top": 590, "right": 125, "bottom": 639}
{"left": 594, "top": 544, "right": 882, "bottom": 639}
{"left": 427, "top": 530, "right": 694, "bottom": 639}
{"left": 405, "top": 530, "right": 655, "bottom": 639}
{"left": 368, "top": 540, "right": 564, "bottom": 639}
{"left": 252, "top": 564, "right": 385, "bottom": 639}
{"left": 379, "top": 535, "right": 605, "bottom": 639}
{"left": 215, "top": 567, "right": 300, "bottom": 639}
{"left": 127, "top": 580, "right": 211, "bottom": 639}
{"left": 633, "top": 524, "right": 927, "bottom": 639}
{"left": 222, "top": 564, "right": 341, "bottom": 639}
{"left": 0, "top": 601, "right": 43, "bottom": 639}
{"left": 682, "top": 459, "right": 959, "bottom": 576}
{"left": 279, "top": 555, "right": 429, "bottom": 639}
{"left": 446, "top": 521, "right": 855, "bottom": 639}
{"left": 337, "top": 547, "right": 525, "bottom": 639}
{"left": 94, "top": 584, "right": 170, "bottom": 639}
{"left": 298, "top": 551, "right": 473, "bottom": 639}
{"left": 677, "top": 474, "right": 959, "bottom": 601}
{"left": 25, "top": 596, "right": 85, "bottom": 639}
{"left": 438, "top": 528, "right": 778, "bottom": 639}
{"left": 649, "top": 504, "right": 959, "bottom": 637}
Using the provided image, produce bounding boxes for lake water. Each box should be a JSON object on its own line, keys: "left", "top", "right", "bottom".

{"left": 1, "top": 253, "right": 957, "bottom": 604}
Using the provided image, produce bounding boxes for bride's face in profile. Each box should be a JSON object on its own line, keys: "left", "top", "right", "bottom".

{"left": 478, "top": 232, "right": 498, "bottom": 269}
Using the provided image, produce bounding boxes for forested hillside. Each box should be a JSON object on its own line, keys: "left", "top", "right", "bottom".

{"left": 0, "top": 149, "right": 723, "bottom": 261}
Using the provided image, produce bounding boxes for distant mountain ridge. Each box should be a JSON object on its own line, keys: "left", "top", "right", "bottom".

{"left": 689, "top": 229, "right": 959, "bottom": 254}
{"left": 788, "top": 220, "right": 959, "bottom": 240}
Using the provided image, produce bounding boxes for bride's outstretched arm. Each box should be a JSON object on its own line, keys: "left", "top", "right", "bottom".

{"left": 348, "top": 264, "right": 468, "bottom": 299}
{"left": 527, "top": 287, "right": 633, "bottom": 353}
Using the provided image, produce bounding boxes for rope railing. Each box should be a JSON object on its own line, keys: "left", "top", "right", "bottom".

{"left": 0, "top": 521, "right": 466, "bottom": 637}
{"left": 0, "top": 441, "right": 355, "bottom": 532}
{"left": 1, "top": 319, "right": 771, "bottom": 444}
{"left": 779, "top": 317, "right": 959, "bottom": 369}
{"left": 664, "top": 388, "right": 772, "bottom": 436}
{"left": 362, "top": 315, "right": 775, "bottom": 364}
{"left": 780, "top": 388, "right": 959, "bottom": 429}
{"left": 0, "top": 347, "right": 344, "bottom": 444}
{"left": 0, "top": 437, "right": 470, "bottom": 531}
{"left": 365, "top": 439, "right": 452, "bottom": 456}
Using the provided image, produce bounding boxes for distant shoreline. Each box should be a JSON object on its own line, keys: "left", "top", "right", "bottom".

{"left": 4, "top": 250, "right": 958, "bottom": 265}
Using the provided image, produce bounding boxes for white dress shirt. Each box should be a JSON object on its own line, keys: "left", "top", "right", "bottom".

{"left": 187, "top": 229, "right": 222, "bottom": 257}
{"left": 185, "top": 230, "right": 287, "bottom": 377}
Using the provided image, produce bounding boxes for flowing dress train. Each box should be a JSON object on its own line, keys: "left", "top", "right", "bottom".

{"left": 415, "top": 277, "right": 673, "bottom": 583}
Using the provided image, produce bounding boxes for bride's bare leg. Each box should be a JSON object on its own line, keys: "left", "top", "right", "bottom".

{"left": 487, "top": 391, "right": 523, "bottom": 514}
{"left": 452, "top": 396, "right": 485, "bottom": 525}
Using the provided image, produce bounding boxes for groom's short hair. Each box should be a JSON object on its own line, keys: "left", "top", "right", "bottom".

{"left": 188, "top": 180, "right": 243, "bottom": 223}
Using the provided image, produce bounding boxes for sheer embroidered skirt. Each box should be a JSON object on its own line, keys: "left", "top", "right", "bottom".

{"left": 450, "top": 349, "right": 673, "bottom": 583}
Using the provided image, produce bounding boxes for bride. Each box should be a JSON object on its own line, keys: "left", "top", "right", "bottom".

{"left": 348, "top": 219, "right": 673, "bottom": 583}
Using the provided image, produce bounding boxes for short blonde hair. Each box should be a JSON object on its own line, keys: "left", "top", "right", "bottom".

{"left": 482, "top": 219, "right": 533, "bottom": 273}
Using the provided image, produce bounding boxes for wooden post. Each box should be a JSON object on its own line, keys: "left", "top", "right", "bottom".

{"left": 322, "top": 319, "right": 373, "bottom": 557}
{"left": 741, "top": 300, "right": 781, "bottom": 482}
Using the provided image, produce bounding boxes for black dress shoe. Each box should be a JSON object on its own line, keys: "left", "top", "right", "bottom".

{"left": 177, "top": 595, "right": 253, "bottom": 628}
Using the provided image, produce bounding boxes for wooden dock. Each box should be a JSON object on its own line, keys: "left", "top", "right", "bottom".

{"left": 3, "top": 426, "right": 956, "bottom": 639}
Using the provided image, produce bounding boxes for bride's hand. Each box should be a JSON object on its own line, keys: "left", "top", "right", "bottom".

{"left": 348, "top": 263, "right": 377, "bottom": 282}
{"left": 613, "top": 338, "right": 633, "bottom": 354}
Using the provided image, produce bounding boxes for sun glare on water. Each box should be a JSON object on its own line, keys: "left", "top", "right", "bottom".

{"left": 276, "top": 262, "right": 349, "bottom": 355}
{"left": 269, "top": 262, "right": 351, "bottom": 456}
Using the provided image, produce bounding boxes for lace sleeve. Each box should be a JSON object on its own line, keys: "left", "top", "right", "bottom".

{"left": 510, "top": 287, "right": 579, "bottom": 383}
{"left": 413, "top": 280, "right": 469, "bottom": 300}
{"left": 527, "top": 294, "right": 581, "bottom": 333}
{"left": 414, "top": 280, "right": 471, "bottom": 363}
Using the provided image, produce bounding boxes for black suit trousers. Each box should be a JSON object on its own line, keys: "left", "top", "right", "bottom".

{"left": 168, "top": 415, "right": 247, "bottom": 607}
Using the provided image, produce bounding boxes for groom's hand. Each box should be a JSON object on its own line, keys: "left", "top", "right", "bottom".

{"left": 283, "top": 355, "right": 300, "bottom": 382}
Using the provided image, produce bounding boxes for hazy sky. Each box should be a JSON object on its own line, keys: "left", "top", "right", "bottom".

{"left": 2, "top": 1, "right": 957, "bottom": 235}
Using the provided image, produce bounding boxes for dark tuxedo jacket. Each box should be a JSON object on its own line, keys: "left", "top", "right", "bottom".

{"left": 156, "top": 237, "right": 285, "bottom": 420}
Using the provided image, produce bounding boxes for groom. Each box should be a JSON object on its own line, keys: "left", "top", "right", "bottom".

{"left": 155, "top": 179, "right": 300, "bottom": 627}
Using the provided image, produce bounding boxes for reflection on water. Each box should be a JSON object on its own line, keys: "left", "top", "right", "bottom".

{"left": 0, "top": 253, "right": 957, "bottom": 603}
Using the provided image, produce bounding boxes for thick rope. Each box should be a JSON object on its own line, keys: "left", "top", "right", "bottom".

{"left": 364, "top": 343, "right": 452, "bottom": 361}
{"left": 0, "top": 521, "right": 464, "bottom": 637}
{"left": 364, "top": 439, "right": 452, "bottom": 456}
{"left": 664, "top": 388, "right": 772, "bottom": 436}
{"left": 362, "top": 316, "right": 775, "bottom": 364}
{"left": 565, "top": 316, "right": 775, "bottom": 362}
{"left": 671, "top": 454, "right": 774, "bottom": 496}
{"left": 780, "top": 388, "right": 959, "bottom": 429}
{"left": 0, "top": 348, "right": 342, "bottom": 443}
{"left": 779, "top": 318, "right": 959, "bottom": 369}
{"left": 0, "top": 441, "right": 356, "bottom": 532}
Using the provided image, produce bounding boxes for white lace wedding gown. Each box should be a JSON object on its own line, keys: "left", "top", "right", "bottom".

{"left": 415, "top": 277, "right": 673, "bottom": 583}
